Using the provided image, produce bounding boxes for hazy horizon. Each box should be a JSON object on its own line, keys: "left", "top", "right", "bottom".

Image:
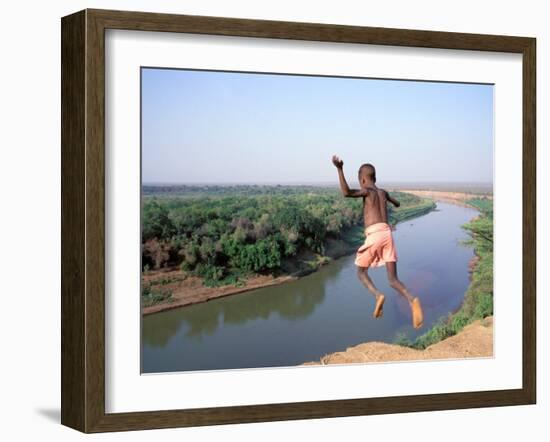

{"left": 141, "top": 181, "right": 494, "bottom": 195}
{"left": 142, "top": 180, "right": 493, "bottom": 185}
{"left": 142, "top": 68, "right": 494, "bottom": 185}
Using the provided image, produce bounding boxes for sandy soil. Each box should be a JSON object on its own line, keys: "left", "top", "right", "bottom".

{"left": 142, "top": 270, "right": 298, "bottom": 315}
{"left": 399, "top": 190, "right": 492, "bottom": 207}
{"left": 303, "top": 316, "right": 493, "bottom": 365}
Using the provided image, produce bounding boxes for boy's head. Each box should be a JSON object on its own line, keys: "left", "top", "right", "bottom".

{"left": 358, "top": 163, "right": 376, "bottom": 184}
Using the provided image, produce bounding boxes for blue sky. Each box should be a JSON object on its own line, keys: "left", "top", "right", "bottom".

{"left": 141, "top": 68, "right": 493, "bottom": 185}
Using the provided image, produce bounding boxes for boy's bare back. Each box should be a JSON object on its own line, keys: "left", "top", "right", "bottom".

{"left": 331, "top": 155, "right": 400, "bottom": 228}
{"left": 361, "top": 187, "right": 390, "bottom": 228}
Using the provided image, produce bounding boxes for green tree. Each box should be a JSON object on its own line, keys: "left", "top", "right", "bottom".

{"left": 142, "top": 199, "right": 175, "bottom": 241}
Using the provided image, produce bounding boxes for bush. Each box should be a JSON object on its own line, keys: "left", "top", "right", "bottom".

{"left": 142, "top": 239, "right": 170, "bottom": 270}
{"left": 394, "top": 332, "right": 413, "bottom": 347}
{"left": 412, "top": 318, "right": 451, "bottom": 349}
{"left": 472, "top": 291, "right": 493, "bottom": 319}
{"left": 141, "top": 284, "right": 173, "bottom": 307}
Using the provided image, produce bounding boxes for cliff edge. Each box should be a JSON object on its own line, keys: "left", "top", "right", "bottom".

{"left": 303, "top": 316, "right": 493, "bottom": 365}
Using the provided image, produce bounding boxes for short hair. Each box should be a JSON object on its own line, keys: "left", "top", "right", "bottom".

{"left": 358, "top": 163, "right": 376, "bottom": 182}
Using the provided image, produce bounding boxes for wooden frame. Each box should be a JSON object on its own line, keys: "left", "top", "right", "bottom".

{"left": 61, "top": 8, "right": 536, "bottom": 433}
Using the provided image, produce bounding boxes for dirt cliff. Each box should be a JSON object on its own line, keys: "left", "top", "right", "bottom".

{"left": 303, "top": 316, "right": 493, "bottom": 365}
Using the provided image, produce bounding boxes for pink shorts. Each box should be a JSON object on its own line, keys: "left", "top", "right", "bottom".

{"left": 354, "top": 222, "right": 398, "bottom": 268}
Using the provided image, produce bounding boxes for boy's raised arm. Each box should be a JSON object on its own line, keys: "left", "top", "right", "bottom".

{"left": 332, "top": 155, "right": 367, "bottom": 198}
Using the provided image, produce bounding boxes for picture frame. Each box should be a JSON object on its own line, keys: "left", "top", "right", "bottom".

{"left": 61, "top": 8, "right": 536, "bottom": 433}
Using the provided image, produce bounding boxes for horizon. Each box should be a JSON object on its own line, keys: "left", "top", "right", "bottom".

{"left": 141, "top": 181, "right": 494, "bottom": 194}
{"left": 142, "top": 181, "right": 493, "bottom": 187}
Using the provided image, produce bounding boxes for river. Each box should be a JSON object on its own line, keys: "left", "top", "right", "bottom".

{"left": 142, "top": 202, "right": 479, "bottom": 373}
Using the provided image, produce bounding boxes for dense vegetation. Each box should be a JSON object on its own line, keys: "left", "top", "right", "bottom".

{"left": 396, "top": 197, "right": 494, "bottom": 349}
{"left": 141, "top": 185, "right": 435, "bottom": 289}
{"left": 141, "top": 283, "right": 174, "bottom": 308}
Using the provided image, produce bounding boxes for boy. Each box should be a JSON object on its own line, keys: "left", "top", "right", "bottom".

{"left": 331, "top": 155, "right": 424, "bottom": 329}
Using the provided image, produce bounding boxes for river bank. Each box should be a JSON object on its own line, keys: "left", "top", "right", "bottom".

{"left": 399, "top": 190, "right": 492, "bottom": 208}
{"left": 303, "top": 316, "right": 493, "bottom": 365}
{"left": 142, "top": 238, "right": 356, "bottom": 315}
{"left": 142, "top": 237, "right": 357, "bottom": 315}
{"left": 409, "top": 198, "right": 493, "bottom": 348}
{"left": 388, "top": 191, "right": 493, "bottom": 351}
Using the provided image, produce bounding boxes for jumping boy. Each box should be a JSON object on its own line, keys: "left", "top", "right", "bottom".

{"left": 331, "top": 155, "right": 424, "bottom": 329}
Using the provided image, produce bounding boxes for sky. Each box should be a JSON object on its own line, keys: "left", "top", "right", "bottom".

{"left": 141, "top": 68, "right": 493, "bottom": 185}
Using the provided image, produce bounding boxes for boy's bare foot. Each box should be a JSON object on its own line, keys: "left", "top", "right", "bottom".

{"left": 411, "top": 297, "right": 424, "bottom": 329}
{"left": 373, "top": 294, "right": 385, "bottom": 318}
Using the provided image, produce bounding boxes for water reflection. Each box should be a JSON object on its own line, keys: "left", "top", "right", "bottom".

{"left": 143, "top": 268, "right": 329, "bottom": 347}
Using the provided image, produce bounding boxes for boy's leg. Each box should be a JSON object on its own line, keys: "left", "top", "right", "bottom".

{"left": 356, "top": 266, "right": 385, "bottom": 318}
{"left": 385, "top": 262, "right": 414, "bottom": 303}
{"left": 385, "top": 262, "right": 423, "bottom": 328}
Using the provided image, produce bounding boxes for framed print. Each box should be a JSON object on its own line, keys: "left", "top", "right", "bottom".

{"left": 61, "top": 9, "right": 536, "bottom": 433}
